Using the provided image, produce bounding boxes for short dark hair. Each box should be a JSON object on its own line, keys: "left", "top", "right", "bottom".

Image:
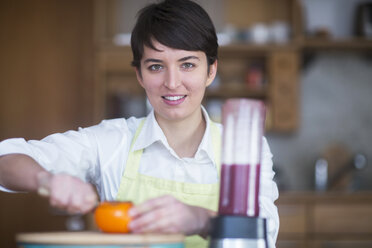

{"left": 130, "top": 0, "right": 218, "bottom": 69}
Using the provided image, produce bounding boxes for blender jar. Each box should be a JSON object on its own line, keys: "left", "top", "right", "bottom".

{"left": 218, "top": 99, "right": 266, "bottom": 217}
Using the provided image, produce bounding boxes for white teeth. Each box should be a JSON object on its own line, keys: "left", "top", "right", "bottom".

{"left": 163, "top": 95, "right": 185, "bottom": 101}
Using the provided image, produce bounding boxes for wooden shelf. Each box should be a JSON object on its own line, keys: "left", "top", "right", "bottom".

{"left": 98, "top": 45, "right": 133, "bottom": 73}
{"left": 100, "top": 42, "right": 300, "bottom": 56}
{"left": 206, "top": 84, "right": 267, "bottom": 99}
{"left": 302, "top": 38, "right": 372, "bottom": 51}
{"left": 100, "top": 38, "right": 372, "bottom": 54}
{"left": 107, "top": 78, "right": 143, "bottom": 96}
{"left": 219, "top": 42, "right": 300, "bottom": 55}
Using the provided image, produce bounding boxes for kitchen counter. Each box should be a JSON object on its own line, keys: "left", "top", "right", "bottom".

{"left": 276, "top": 191, "right": 372, "bottom": 248}
{"left": 277, "top": 190, "right": 372, "bottom": 203}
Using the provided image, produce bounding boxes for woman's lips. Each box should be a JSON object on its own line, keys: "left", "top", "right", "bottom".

{"left": 162, "top": 95, "right": 187, "bottom": 105}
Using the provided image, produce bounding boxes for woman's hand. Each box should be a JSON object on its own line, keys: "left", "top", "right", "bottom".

{"left": 37, "top": 171, "right": 98, "bottom": 214}
{"left": 128, "top": 195, "right": 216, "bottom": 237}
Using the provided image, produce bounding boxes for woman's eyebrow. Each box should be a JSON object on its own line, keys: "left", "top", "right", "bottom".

{"left": 144, "top": 58, "right": 163, "bottom": 64}
{"left": 178, "top": 56, "right": 200, "bottom": 62}
{"left": 143, "top": 56, "right": 200, "bottom": 64}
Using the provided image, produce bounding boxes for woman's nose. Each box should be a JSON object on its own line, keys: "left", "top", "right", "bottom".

{"left": 164, "top": 67, "right": 181, "bottom": 89}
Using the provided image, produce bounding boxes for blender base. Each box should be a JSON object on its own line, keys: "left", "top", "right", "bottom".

{"left": 209, "top": 215, "right": 267, "bottom": 248}
{"left": 210, "top": 238, "right": 266, "bottom": 248}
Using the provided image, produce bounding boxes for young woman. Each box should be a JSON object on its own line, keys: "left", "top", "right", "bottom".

{"left": 0, "top": 1, "right": 279, "bottom": 247}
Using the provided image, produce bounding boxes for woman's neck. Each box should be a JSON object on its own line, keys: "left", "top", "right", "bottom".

{"left": 156, "top": 109, "right": 206, "bottom": 158}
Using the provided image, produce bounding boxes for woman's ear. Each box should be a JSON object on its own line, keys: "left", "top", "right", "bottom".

{"left": 206, "top": 60, "right": 218, "bottom": 87}
{"left": 135, "top": 67, "right": 144, "bottom": 88}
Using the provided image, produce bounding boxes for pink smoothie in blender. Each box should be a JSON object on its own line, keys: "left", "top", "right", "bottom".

{"left": 218, "top": 99, "right": 265, "bottom": 217}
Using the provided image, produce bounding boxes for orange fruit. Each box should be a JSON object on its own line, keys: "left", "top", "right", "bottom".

{"left": 94, "top": 201, "right": 133, "bottom": 233}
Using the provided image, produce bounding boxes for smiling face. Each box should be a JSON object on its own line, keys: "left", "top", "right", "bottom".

{"left": 136, "top": 40, "right": 217, "bottom": 124}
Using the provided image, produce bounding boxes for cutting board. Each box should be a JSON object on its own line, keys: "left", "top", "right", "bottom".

{"left": 16, "top": 231, "right": 184, "bottom": 248}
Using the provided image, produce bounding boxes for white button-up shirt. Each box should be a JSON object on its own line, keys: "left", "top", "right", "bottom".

{"left": 0, "top": 107, "right": 279, "bottom": 247}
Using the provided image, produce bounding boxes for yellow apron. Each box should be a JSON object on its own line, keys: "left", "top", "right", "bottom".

{"left": 116, "top": 118, "right": 221, "bottom": 248}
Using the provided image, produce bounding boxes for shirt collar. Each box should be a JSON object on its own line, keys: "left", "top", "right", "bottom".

{"left": 132, "top": 106, "right": 218, "bottom": 163}
{"left": 196, "top": 106, "right": 215, "bottom": 161}
{"left": 133, "top": 110, "right": 167, "bottom": 151}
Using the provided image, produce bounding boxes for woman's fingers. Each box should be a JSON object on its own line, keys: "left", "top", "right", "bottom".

{"left": 36, "top": 171, "right": 52, "bottom": 196}
{"left": 130, "top": 205, "right": 171, "bottom": 233}
{"left": 129, "top": 195, "right": 211, "bottom": 236}
{"left": 37, "top": 172, "right": 97, "bottom": 214}
{"left": 138, "top": 213, "right": 180, "bottom": 233}
{"left": 129, "top": 196, "right": 172, "bottom": 232}
{"left": 129, "top": 195, "right": 174, "bottom": 217}
{"left": 67, "top": 182, "right": 97, "bottom": 214}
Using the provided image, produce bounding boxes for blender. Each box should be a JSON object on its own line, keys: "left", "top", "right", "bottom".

{"left": 209, "top": 99, "right": 268, "bottom": 248}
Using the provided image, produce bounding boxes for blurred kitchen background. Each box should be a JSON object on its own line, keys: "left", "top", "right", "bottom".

{"left": 1, "top": 0, "right": 372, "bottom": 247}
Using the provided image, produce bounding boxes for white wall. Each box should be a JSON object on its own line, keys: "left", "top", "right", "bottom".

{"left": 268, "top": 53, "right": 372, "bottom": 190}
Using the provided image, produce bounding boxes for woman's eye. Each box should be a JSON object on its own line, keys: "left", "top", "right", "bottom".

{"left": 181, "top": 63, "right": 195, "bottom": 70}
{"left": 148, "top": 64, "right": 163, "bottom": 71}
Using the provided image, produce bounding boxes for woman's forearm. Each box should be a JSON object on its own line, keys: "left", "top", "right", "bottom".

{"left": 0, "top": 154, "right": 47, "bottom": 192}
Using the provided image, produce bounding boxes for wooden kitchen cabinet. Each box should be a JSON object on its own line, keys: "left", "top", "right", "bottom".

{"left": 0, "top": 0, "right": 95, "bottom": 140}
{"left": 92, "top": 0, "right": 372, "bottom": 132}
{"left": 313, "top": 204, "right": 372, "bottom": 234}
{"left": 278, "top": 204, "right": 307, "bottom": 236}
{"left": 0, "top": 192, "right": 70, "bottom": 248}
{"left": 268, "top": 50, "right": 299, "bottom": 131}
{"left": 94, "top": 45, "right": 144, "bottom": 120}
{"left": 277, "top": 240, "right": 307, "bottom": 248}
{"left": 276, "top": 192, "right": 372, "bottom": 248}
{"left": 310, "top": 240, "right": 372, "bottom": 248}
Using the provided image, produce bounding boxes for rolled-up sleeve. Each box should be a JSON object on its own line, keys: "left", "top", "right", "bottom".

{"left": 260, "top": 137, "right": 279, "bottom": 248}
{"left": 0, "top": 127, "right": 98, "bottom": 191}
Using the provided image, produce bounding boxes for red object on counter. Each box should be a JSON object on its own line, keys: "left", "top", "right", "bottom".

{"left": 218, "top": 99, "right": 266, "bottom": 217}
